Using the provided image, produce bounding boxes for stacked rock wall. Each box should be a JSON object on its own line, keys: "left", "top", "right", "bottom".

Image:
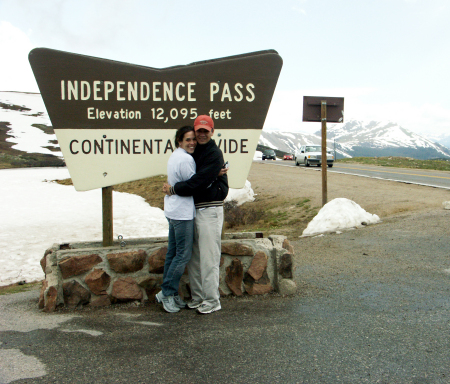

{"left": 39, "top": 233, "right": 296, "bottom": 312}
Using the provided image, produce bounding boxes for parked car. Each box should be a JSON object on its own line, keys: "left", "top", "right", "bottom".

{"left": 262, "top": 149, "right": 276, "bottom": 160}
{"left": 283, "top": 154, "right": 293, "bottom": 160}
{"left": 294, "top": 145, "right": 334, "bottom": 167}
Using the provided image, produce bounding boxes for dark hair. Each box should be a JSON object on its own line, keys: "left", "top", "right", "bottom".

{"left": 175, "top": 125, "right": 195, "bottom": 148}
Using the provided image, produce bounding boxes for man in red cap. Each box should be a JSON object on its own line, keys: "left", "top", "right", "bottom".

{"left": 163, "top": 115, "right": 228, "bottom": 314}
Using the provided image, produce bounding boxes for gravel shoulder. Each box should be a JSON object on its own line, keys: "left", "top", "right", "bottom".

{"left": 248, "top": 161, "right": 450, "bottom": 295}
{"left": 249, "top": 162, "right": 450, "bottom": 381}
{"left": 248, "top": 162, "right": 450, "bottom": 219}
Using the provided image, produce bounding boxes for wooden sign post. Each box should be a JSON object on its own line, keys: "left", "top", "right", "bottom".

{"left": 303, "top": 96, "right": 345, "bottom": 206}
{"left": 321, "top": 100, "right": 328, "bottom": 206}
{"left": 102, "top": 186, "right": 113, "bottom": 246}
{"left": 29, "top": 49, "right": 283, "bottom": 246}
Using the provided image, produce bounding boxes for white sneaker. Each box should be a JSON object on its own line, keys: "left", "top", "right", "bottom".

{"left": 155, "top": 291, "right": 164, "bottom": 303}
{"left": 187, "top": 299, "right": 203, "bottom": 309}
{"left": 173, "top": 295, "right": 187, "bottom": 309}
{"left": 196, "top": 302, "right": 221, "bottom": 314}
{"left": 156, "top": 291, "right": 180, "bottom": 313}
{"left": 161, "top": 296, "right": 180, "bottom": 313}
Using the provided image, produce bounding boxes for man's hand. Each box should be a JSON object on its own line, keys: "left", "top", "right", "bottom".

{"left": 218, "top": 167, "right": 229, "bottom": 177}
{"left": 162, "top": 183, "right": 172, "bottom": 195}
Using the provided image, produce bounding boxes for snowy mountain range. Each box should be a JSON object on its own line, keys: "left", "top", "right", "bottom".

{"left": 0, "top": 91, "right": 64, "bottom": 168}
{"left": 1, "top": 91, "right": 450, "bottom": 162}
{"left": 260, "top": 120, "right": 450, "bottom": 159}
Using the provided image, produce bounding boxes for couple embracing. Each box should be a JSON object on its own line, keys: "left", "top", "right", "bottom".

{"left": 156, "top": 115, "right": 229, "bottom": 315}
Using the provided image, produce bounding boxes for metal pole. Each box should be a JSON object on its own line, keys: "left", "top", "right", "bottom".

{"left": 321, "top": 101, "right": 327, "bottom": 206}
{"left": 334, "top": 139, "right": 336, "bottom": 161}
{"left": 102, "top": 186, "right": 113, "bottom": 247}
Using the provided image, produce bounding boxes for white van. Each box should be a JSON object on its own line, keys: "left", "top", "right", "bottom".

{"left": 294, "top": 145, "right": 334, "bottom": 167}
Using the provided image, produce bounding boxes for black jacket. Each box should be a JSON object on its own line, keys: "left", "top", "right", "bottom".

{"left": 172, "top": 139, "right": 229, "bottom": 208}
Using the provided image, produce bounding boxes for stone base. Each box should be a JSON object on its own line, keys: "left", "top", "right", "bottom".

{"left": 40, "top": 233, "right": 296, "bottom": 312}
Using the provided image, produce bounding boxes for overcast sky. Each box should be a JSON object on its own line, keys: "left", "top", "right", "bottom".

{"left": 1, "top": 0, "right": 449, "bottom": 136}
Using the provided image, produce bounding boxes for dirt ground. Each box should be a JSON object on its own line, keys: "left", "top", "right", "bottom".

{"left": 247, "top": 162, "right": 450, "bottom": 221}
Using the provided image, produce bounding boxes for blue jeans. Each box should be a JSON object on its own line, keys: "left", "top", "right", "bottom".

{"left": 161, "top": 217, "right": 194, "bottom": 297}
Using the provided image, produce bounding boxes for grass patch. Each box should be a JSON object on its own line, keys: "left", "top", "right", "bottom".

{"left": 115, "top": 175, "right": 167, "bottom": 209}
{"left": 0, "top": 281, "right": 42, "bottom": 295}
{"left": 224, "top": 200, "right": 264, "bottom": 228}
{"left": 56, "top": 175, "right": 167, "bottom": 210}
{"left": 56, "top": 176, "right": 318, "bottom": 239}
{"left": 0, "top": 121, "right": 64, "bottom": 168}
{"left": 337, "top": 156, "right": 450, "bottom": 171}
{"left": 0, "top": 101, "right": 31, "bottom": 112}
{"left": 31, "top": 123, "right": 54, "bottom": 135}
{"left": 42, "top": 145, "right": 61, "bottom": 153}
{"left": 46, "top": 156, "right": 450, "bottom": 240}
{"left": 55, "top": 178, "right": 73, "bottom": 186}
{"left": 224, "top": 195, "right": 319, "bottom": 239}
{"left": 296, "top": 198, "right": 311, "bottom": 208}
{"left": 0, "top": 153, "right": 65, "bottom": 169}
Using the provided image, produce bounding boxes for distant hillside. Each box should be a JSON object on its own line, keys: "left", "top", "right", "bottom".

{"left": 260, "top": 120, "right": 450, "bottom": 160}
{"left": 425, "top": 132, "right": 450, "bottom": 152}
{"left": 1, "top": 92, "right": 449, "bottom": 166}
{"left": 0, "top": 91, "right": 64, "bottom": 168}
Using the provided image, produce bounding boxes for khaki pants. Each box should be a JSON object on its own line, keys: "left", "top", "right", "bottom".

{"left": 187, "top": 206, "right": 223, "bottom": 306}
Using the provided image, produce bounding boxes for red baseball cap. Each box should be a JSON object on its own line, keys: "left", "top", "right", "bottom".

{"left": 194, "top": 115, "right": 214, "bottom": 131}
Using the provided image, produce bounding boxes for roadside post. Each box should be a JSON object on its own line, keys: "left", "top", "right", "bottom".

{"left": 302, "top": 96, "right": 344, "bottom": 206}
{"left": 334, "top": 138, "right": 337, "bottom": 162}
{"left": 321, "top": 101, "right": 328, "bottom": 206}
{"left": 29, "top": 48, "right": 282, "bottom": 246}
{"left": 102, "top": 186, "right": 113, "bottom": 246}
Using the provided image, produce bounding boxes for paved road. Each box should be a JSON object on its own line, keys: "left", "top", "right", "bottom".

{"left": 255, "top": 160, "right": 450, "bottom": 189}
{"left": 1, "top": 209, "right": 450, "bottom": 383}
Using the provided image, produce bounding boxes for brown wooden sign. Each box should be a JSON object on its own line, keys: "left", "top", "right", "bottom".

{"left": 302, "top": 96, "right": 344, "bottom": 123}
{"left": 302, "top": 96, "right": 345, "bottom": 207}
{"left": 29, "top": 48, "right": 283, "bottom": 191}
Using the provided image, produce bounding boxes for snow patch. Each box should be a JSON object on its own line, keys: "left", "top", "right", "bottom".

{"left": 254, "top": 150, "right": 263, "bottom": 160}
{"left": 0, "top": 167, "right": 255, "bottom": 287}
{"left": 0, "top": 91, "right": 61, "bottom": 156}
{"left": 302, "top": 198, "right": 380, "bottom": 236}
{"left": 226, "top": 180, "right": 255, "bottom": 205}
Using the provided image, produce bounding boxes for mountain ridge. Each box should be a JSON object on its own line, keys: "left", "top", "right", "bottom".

{"left": 260, "top": 119, "right": 450, "bottom": 159}
{"left": 1, "top": 91, "right": 449, "bottom": 162}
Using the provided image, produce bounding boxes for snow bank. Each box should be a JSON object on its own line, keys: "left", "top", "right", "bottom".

{"left": 226, "top": 180, "right": 255, "bottom": 205}
{"left": 0, "top": 167, "right": 255, "bottom": 286}
{"left": 302, "top": 198, "right": 380, "bottom": 236}
{"left": 0, "top": 167, "right": 168, "bottom": 286}
{"left": 253, "top": 150, "right": 263, "bottom": 160}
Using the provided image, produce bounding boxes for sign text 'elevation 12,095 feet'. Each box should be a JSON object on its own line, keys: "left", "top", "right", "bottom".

{"left": 29, "top": 48, "right": 283, "bottom": 191}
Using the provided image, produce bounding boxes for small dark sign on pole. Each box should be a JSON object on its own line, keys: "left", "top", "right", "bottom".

{"left": 303, "top": 96, "right": 344, "bottom": 206}
{"left": 302, "top": 96, "right": 344, "bottom": 123}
